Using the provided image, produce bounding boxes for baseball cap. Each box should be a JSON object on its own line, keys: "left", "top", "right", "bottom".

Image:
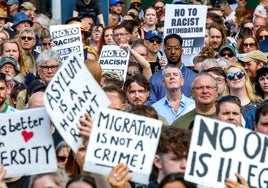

{"left": 110, "top": 0, "right": 124, "bottom": 6}
{"left": 219, "top": 44, "right": 237, "bottom": 57}
{"left": 27, "top": 79, "right": 47, "bottom": 95}
{"left": 240, "top": 50, "right": 268, "bottom": 63}
{"left": 6, "top": 0, "right": 19, "bottom": 5}
{"left": 131, "top": 0, "right": 141, "bottom": 4}
{"left": 172, "top": 0, "right": 188, "bottom": 4}
{"left": 20, "top": 2, "right": 36, "bottom": 10}
{"left": 145, "top": 30, "right": 163, "bottom": 40}
{"left": 0, "top": 56, "right": 20, "bottom": 72}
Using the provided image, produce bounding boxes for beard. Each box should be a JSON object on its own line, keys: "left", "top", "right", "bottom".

{"left": 0, "top": 96, "right": 6, "bottom": 107}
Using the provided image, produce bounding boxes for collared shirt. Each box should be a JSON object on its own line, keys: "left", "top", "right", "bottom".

{"left": 152, "top": 94, "right": 195, "bottom": 125}
{"left": 1, "top": 103, "right": 17, "bottom": 113}
{"left": 148, "top": 63, "right": 196, "bottom": 105}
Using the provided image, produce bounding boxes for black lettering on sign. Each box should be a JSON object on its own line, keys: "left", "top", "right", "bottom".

{"left": 197, "top": 119, "right": 218, "bottom": 150}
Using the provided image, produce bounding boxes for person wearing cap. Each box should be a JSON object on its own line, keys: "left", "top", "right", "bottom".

{"left": 219, "top": 44, "right": 237, "bottom": 63}
{"left": 73, "top": 0, "right": 105, "bottom": 26}
{"left": 130, "top": 0, "right": 144, "bottom": 20}
{"left": 0, "top": 55, "right": 23, "bottom": 82}
{"left": 6, "top": 0, "right": 19, "bottom": 17}
{"left": 110, "top": 0, "right": 124, "bottom": 24}
{"left": 239, "top": 50, "right": 268, "bottom": 84}
{"left": 19, "top": 1, "right": 36, "bottom": 21}
{"left": 11, "top": 12, "right": 33, "bottom": 33}
{"left": 144, "top": 30, "right": 164, "bottom": 74}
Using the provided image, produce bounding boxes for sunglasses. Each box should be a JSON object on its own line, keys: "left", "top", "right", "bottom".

{"left": 42, "top": 42, "right": 51, "bottom": 46}
{"left": 57, "top": 156, "right": 67, "bottom": 162}
{"left": 127, "top": 71, "right": 140, "bottom": 77}
{"left": 258, "top": 35, "right": 268, "bottom": 40}
{"left": 20, "top": 36, "right": 34, "bottom": 41}
{"left": 155, "top": 6, "right": 163, "bottom": 10}
{"left": 149, "top": 38, "right": 162, "bottom": 44}
{"left": 243, "top": 43, "right": 255, "bottom": 47}
{"left": 226, "top": 71, "right": 245, "bottom": 80}
{"left": 221, "top": 52, "right": 234, "bottom": 58}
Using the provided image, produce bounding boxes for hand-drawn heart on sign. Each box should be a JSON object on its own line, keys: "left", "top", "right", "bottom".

{"left": 21, "top": 130, "right": 34, "bottom": 142}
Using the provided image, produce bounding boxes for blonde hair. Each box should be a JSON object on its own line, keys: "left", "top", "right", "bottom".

{"left": 1, "top": 39, "right": 30, "bottom": 76}
{"left": 225, "top": 63, "right": 262, "bottom": 103}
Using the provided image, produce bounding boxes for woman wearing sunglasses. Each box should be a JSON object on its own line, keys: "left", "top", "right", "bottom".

{"left": 238, "top": 35, "right": 259, "bottom": 54}
{"left": 225, "top": 64, "right": 261, "bottom": 120}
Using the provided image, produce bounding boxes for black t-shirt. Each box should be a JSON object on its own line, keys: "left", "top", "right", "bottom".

{"left": 74, "top": 0, "right": 102, "bottom": 21}
{"left": 6, "top": 176, "right": 30, "bottom": 188}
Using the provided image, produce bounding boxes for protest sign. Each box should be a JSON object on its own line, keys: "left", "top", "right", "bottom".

{"left": 83, "top": 107, "right": 162, "bottom": 184}
{"left": 185, "top": 115, "right": 268, "bottom": 188}
{"left": 50, "top": 24, "right": 84, "bottom": 62}
{"left": 44, "top": 53, "right": 110, "bottom": 153}
{"left": 99, "top": 45, "right": 129, "bottom": 81}
{"left": 164, "top": 4, "right": 207, "bottom": 66}
{"left": 0, "top": 108, "right": 57, "bottom": 178}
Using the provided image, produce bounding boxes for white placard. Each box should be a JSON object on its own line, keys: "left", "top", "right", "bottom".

{"left": 185, "top": 115, "right": 268, "bottom": 188}
{"left": 50, "top": 24, "right": 84, "bottom": 62}
{"left": 84, "top": 107, "right": 162, "bottom": 184}
{"left": 44, "top": 54, "right": 110, "bottom": 153}
{"left": 164, "top": 4, "right": 207, "bottom": 66}
{"left": 0, "top": 108, "right": 57, "bottom": 178}
{"left": 98, "top": 45, "right": 130, "bottom": 81}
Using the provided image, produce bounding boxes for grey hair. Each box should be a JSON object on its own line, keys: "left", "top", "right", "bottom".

{"left": 200, "top": 58, "right": 219, "bottom": 71}
{"left": 162, "top": 64, "right": 182, "bottom": 79}
{"left": 36, "top": 49, "right": 62, "bottom": 67}
{"left": 19, "top": 27, "right": 36, "bottom": 41}
{"left": 34, "top": 13, "right": 49, "bottom": 29}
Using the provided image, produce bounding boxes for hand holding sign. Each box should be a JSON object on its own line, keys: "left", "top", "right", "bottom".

{"left": 78, "top": 113, "right": 93, "bottom": 146}
{"left": 108, "top": 163, "right": 132, "bottom": 188}
{"left": 225, "top": 173, "right": 249, "bottom": 188}
{"left": 0, "top": 165, "right": 7, "bottom": 188}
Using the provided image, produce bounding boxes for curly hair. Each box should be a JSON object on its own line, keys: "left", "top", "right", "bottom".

{"left": 157, "top": 126, "right": 191, "bottom": 159}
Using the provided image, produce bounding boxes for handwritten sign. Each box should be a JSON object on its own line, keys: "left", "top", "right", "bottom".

{"left": 44, "top": 54, "right": 110, "bottom": 152}
{"left": 185, "top": 115, "right": 268, "bottom": 188}
{"left": 83, "top": 107, "right": 162, "bottom": 184}
{"left": 0, "top": 108, "right": 57, "bottom": 178}
{"left": 50, "top": 24, "right": 84, "bottom": 62}
{"left": 99, "top": 45, "right": 129, "bottom": 81}
{"left": 164, "top": 4, "right": 207, "bottom": 66}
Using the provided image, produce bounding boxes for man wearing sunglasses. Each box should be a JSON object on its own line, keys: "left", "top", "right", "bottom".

{"left": 130, "top": 0, "right": 144, "bottom": 20}
{"left": 144, "top": 30, "right": 163, "bottom": 74}
{"left": 239, "top": 50, "right": 268, "bottom": 84}
{"left": 219, "top": 44, "right": 237, "bottom": 63}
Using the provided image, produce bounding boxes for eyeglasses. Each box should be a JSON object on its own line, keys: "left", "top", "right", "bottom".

{"left": 127, "top": 71, "right": 140, "bottom": 77}
{"left": 20, "top": 36, "right": 34, "bottom": 41}
{"left": 149, "top": 38, "right": 162, "bottom": 44}
{"left": 217, "top": 95, "right": 241, "bottom": 105}
{"left": 40, "top": 65, "right": 59, "bottom": 72}
{"left": 226, "top": 71, "right": 245, "bottom": 80}
{"left": 215, "top": 77, "right": 225, "bottom": 84}
{"left": 113, "top": 33, "right": 129, "bottom": 38}
{"left": 221, "top": 52, "right": 234, "bottom": 58}
{"left": 155, "top": 6, "right": 164, "bottom": 10}
{"left": 57, "top": 156, "right": 67, "bottom": 162}
{"left": 192, "top": 85, "right": 216, "bottom": 91}
{"left": 42, "top": 42, "right": 51, "bottom": 46}
{"left": 243, "top": 43, "right": 255, "bottom": 47}
{"left": 165, "top": 46, "right": 181, "bottom": 51}
{"left": 258, "top": 35, "right": 268, "bottom": 41}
